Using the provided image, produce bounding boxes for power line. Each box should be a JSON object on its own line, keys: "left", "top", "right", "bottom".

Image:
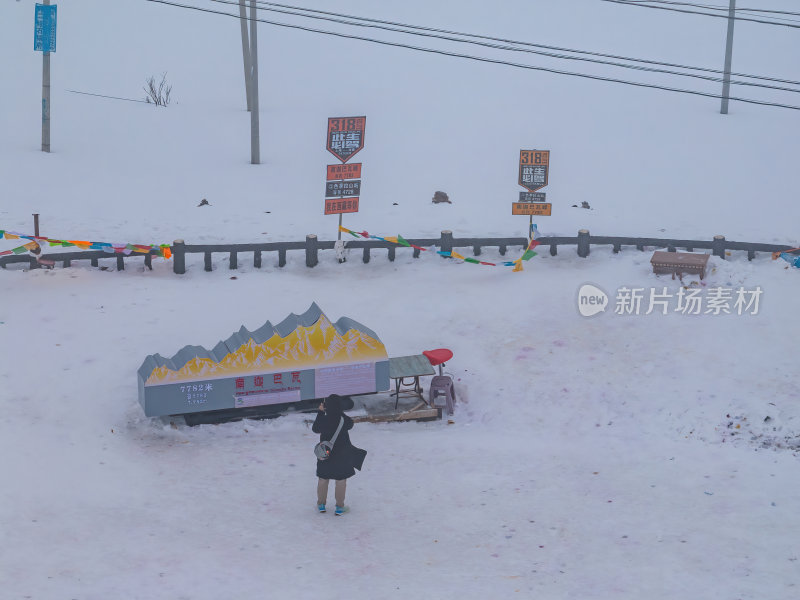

{"left": 141, "top": 0, "right": 800, "bottom": 111}
{"left": 600, "top": 0, "right": 800, "bottom": 27}
{"left": 66, "top": 89, "right": 152, "bottom": 104}
{"left": 223, "top": 0, "right": 800, "bottom": 86}
{"left": 623, "top": 1, "right": 800, "bottom": 18}
{"left": 207, "top": 0, "right": 800, "bottom": 94}
{"left": 627, "top": 0, "right": 800, "bottom": 23}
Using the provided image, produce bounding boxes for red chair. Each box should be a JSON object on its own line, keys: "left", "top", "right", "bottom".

{"left": 423, "top": 349, "right": 456, "bottom": 415}
{"left": 422, "top": 348, "right": 453, "bottom": 376}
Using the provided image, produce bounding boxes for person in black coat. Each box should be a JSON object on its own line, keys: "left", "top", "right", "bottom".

{"left": 313, "top": 394, "right": 366, "bottom": 514}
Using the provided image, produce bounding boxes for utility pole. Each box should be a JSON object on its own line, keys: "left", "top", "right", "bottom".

{"left": 249, "top": 0, "right": 260, "bottom": 164}
{"left": 720, "top": 0, "right": 736, "bottom": 114}
{"left": 238, "top": 0, "right": 252, "bottom": 112}
{"left": 42, "top": 0, "right": 52, "bottom": 152}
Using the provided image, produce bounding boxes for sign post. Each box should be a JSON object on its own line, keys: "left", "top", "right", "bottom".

{"left": 516, "top": 150, "right": 551, "bottom": 239}
{"left": 325, "top": 117, "right": 366, "bottom": 259}
{"left": 35, "top": 2, "right": 57, "bottom": 153}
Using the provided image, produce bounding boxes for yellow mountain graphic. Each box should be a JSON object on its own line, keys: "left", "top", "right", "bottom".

{"left": 145, "top": 315, "right": 386, "bottom": 385}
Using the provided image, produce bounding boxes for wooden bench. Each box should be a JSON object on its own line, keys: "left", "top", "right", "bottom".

{"left": 650, "top": 251, "right": 709, "bottom": 280}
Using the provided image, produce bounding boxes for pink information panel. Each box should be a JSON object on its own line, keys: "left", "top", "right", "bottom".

{"left": 315, "top": 362, "right": 375, "bottom": 398}
{"left": 234, "top": 388, "right": 302, "bottom": 408}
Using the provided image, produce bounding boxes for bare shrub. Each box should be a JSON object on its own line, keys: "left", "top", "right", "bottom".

{"left": 144, "top": 73, "right": 172, "bottom": 107}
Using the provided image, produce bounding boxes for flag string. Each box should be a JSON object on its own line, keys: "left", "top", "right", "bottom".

{"left": 0, "top": 229, "right": 172, "bottom": 259}
{"left": 339, "top": 226, "right": 540, "bottom": 271}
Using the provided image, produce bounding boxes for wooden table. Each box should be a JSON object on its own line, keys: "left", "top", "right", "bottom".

{"left": 388, "top": 354, "right": 436, "bottom": 409}
{"left": 651, "top": 251, "right": 709, "bottom": 280}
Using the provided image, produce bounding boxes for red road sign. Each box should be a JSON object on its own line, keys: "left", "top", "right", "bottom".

{"left": 324, "top": 197, "right": 360, "bottom": 215}
{"left": 326, "top": 163, "right": 362, "bottom": 180}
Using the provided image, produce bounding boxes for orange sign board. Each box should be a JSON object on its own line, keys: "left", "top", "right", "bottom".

{"left": 324, "top": 197, "right": 360, "bottom": 215}
{"left": 327, "top": 163, "right": 362, "bottom": 180}
{"left": 512, "top": 202, "right": 551, "bottom": 216}
{"left": 519, "top": 149, "right": 550, "bottom": 192}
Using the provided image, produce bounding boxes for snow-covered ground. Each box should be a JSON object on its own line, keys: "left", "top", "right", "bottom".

{"left": 1, "top": 1, "right": 799, "bottom": 599}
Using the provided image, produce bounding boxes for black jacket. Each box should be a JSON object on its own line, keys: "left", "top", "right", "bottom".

{"left": 313, "top": 410, "right": 357, "bottom": 480}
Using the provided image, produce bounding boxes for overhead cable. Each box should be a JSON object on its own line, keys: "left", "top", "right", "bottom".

{"left": 141, "top": 0, "right": 800, "bottom": 111}
{"left": 208, "top": 0, "right": 800, "bottom": 93}
{"left": 621, "top": 1, "right": 800, "bottom": 18}
{"left": 219, "top": 0, "right": 800, "bottom": 86}
{"left": 600, "top": 0, "right": 800, "bottom": 27}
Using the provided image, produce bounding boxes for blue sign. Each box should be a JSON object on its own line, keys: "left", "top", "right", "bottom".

{"left": 34, "top": 4, "right": 57, "bottom": 53}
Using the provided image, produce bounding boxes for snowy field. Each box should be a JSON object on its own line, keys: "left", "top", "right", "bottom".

{"left": 1, "top": 1, "right": 799, "bottom": 599}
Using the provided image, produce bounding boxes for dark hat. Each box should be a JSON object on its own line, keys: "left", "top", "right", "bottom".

{"left": 325, "top": 394, "right": 354, "bottom": 413}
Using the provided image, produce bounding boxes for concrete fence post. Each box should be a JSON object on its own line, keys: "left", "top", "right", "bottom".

{"left": 306, "top": 234, "right": 318, "bottom": 268}
{"left": 712, "top": 235, "right": 726, "bottom": 259}
{"left": 173, "top": 240, "right": 186, "bottom": 274}
{"left": 577, "top": 229, "right": 591, "bottom": 258}
{"left": 440, "top": 230, "right": 454, "bottom": 256}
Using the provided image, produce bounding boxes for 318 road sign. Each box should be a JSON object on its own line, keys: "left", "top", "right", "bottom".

{"left": 519, "top": 150, "right": 550, "bottom": 192}
{"left": 327, "top": 116, "right": 366, "bottom": 163}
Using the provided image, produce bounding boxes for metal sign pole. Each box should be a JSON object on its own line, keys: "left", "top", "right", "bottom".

{"left": 41, "top": 0, "right": 51, "bottom": 153}
{"left": 248, "top": 0, "right": 260, "bottom": 164}
{"left": 238, "top": 0, "right": 252, "bottom": 112}
{"left": 720, "top": 0, "right": 736, "bottom": 115}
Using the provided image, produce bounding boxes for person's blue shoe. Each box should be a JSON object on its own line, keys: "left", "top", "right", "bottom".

{"left": 334, "top": 505, "right": 348, "bottom": 516}
{"left": 317, "top": 504, "right": 326, "bottom": 513}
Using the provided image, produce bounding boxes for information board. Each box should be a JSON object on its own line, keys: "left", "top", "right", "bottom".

{"left": 519, "top": 191, "right": 547, "bottom": 203}
{"left": 325, "top": 197, "right": 360, "bottom": 215}
{"left": 325, "top": 180, "right": 361, "bottom": 198}
{"left": 512, "top": 202, "right": 552, "bottom": 216}
{"left": 34, "top": 4, "right": 57, "bottom": 53}
{"left": 137, "top": 303, "right": 390, "bottom": 418}
{"left": 327, "top": 163, "right": 362, "bottom": 180}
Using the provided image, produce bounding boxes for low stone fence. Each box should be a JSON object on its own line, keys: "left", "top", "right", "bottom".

{"left": 1, "top": 230, "right": 796, "bottom": 272}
